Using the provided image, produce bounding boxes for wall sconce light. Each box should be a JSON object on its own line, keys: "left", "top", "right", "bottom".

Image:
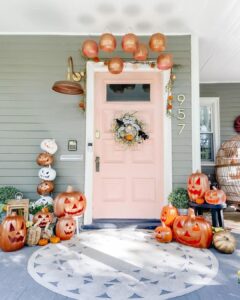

{"left": 52, "top": 56, "right": 85, "bottom": 95}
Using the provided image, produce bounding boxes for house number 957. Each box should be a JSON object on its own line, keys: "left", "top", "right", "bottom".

{"left": 177, "top": 94, "right": 186, "bottom": 135}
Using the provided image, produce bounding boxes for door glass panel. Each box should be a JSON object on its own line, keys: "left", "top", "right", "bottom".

{"left": 200, "top": 105, "right": 212, "bottom": 132}
{"left": 200, "top": 133, "right": 214, "bottom": 161}
{"left": 106, "top": 84, "right": 150, "bottom": 102}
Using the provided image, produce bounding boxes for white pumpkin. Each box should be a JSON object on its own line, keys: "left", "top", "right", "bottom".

{"left": 35, "top": 196, "right": 53, "bottom": 207}
{"left": 38, "top": 167, "right": 56, "bottom": 181}
{"left": 40, "top": 139, "right": 58, "bottom": 155}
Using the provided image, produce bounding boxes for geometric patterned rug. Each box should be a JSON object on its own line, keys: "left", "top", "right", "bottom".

{"left": 28, "top": 229, "right": 219, "bottom": 300}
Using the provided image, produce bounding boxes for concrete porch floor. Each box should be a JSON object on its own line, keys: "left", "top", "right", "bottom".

{"left": 0, "top": 214, "right": 239, "bottom": 300}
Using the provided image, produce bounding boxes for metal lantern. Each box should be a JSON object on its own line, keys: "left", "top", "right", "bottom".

{"left": 216, "top": 135, "right": 240, "bottom": 206}
{"left": 99, "top": 33, "right": 116, "bottom": 52}
{"left": 108, "top": 57, "right": 124, "bottom": 74}
{"left": 149, "top": 33, "right": 166, "bottom": 52}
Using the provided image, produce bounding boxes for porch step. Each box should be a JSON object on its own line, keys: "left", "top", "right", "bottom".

{"left": 82, "top": 219, "right": 160, "bottom": 230}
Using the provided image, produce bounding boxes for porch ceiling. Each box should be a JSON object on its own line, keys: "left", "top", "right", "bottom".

{"left": 0, "top": 0, "right": 239, "bottom": 83}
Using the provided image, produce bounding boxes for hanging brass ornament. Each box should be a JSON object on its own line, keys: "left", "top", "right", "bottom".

{"left": 99, "top": 33, "right": 117, "bottom": 52}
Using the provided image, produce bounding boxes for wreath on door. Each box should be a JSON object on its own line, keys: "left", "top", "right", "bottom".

{"left": 112, "top": 112, "right": 149, "bottom": 146}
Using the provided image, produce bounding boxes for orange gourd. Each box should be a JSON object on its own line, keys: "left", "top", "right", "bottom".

{"left": 173, "top": 208, "right": 213, "bottom": 248}
{"left": 50, "top": 236, "right": 60, "bottom": 244}
{"left": 54, "top": 186, "right": 86, "bottom": 217}
{"left": 38, "top": 238, "right": 49, "bottom": 246}
{"left": 187, "top": 171, "right": 210, "bottom": 203}
{"left": 0, "top": 213, "right": 26, "bottom": 252}
{"left": 154, "top": 223, "right": 172, "bottom": 243}
{"left": 160, "top": 204, "right": 178, "bottom": 227}
{"left": 56, "top": 216, "right": 76, "bottom": 240}
{"left": 205, "top": 187, "right": 226, "bottom": 205}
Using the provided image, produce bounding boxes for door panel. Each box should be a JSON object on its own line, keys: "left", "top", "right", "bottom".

{"left": 93, "top": 72, "right": 164, "bottom": 219}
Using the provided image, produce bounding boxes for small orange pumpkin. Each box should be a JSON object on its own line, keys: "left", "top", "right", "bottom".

{"left": 154, "top": 223, "right": 172, "bottom": 243}
{"left": 187, "top": 171, "right": 210, "bottom": 203}
{"left": 173, "top": 208, "right": 213, "bottom": 248}
{"left": 38, "top": 238, "right": 49, "bottom": 246}
{"left": 125, "top": 134, "right": 134, "bottom": 141}
{"left": 56, "top": 216, "right": 76, "bottom": 240}
{"left": 50, "top": 236, "right": 60, "bottom": 244}
{"left": 160, "top": 204, "right": 178, "bottom": 227}
{"left": 37, "top": 181, "right": 54, "bottom": 195}
{"left": 33, "top": 208, "right": 53, "bottom": 228}
{"left": 205, "top": 187, "right": 226, "bottom": 205}
{"left": 196, "top": 198, "right": 205, "bottom": 205}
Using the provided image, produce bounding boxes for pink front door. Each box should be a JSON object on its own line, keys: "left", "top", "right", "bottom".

{"left": 93, "top": 71, "right": 164, "bottom": 219}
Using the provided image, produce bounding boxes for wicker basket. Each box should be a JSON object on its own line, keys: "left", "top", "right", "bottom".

{"left": 216, "top": 135, "right": 240, "bottom": 205}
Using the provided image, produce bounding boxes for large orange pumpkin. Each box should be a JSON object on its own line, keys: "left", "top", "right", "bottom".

{"left": 187, "top": 171, "right": 210, "bottom": 203}
{"left": 54, "top": 186, "right": 86, "bottom": 217}
{"left": 0, "top": 213, "right": 26, "bottom": 252}
{"left": 172, "top": 208, "right": 213, "bottom": 248}
{"left": 33, "top": 208, "right": 53, "bottom": 228}
{"left": 56, "top": 216, "right": 76, "bottom": 240}
{"left": 154, "top": 223, "right": 172, "bottom": 243}
{"left": 160, "top": 204, "right": 178, "bottom": 227}
{"left": 205, "top": 187, "right": 226, "bottom": 205}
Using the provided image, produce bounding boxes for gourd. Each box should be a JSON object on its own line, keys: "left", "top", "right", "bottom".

{"left": 213, "top": 230, "right": 236, "bottom": 254}
{"left": 38, "top": 238, "right": 49, "bottom": 246}
{"left": 50, "top": 236, "right": 60, "bottom": 244}
{"left": 173, "top": 208, "right": 213, "bottom": 248}
{"left": 0, "top": 213, "right": 26, "bottom": 252}
{"left": 187, "top": 171, "right": 210, "bottom": 203}
{"left": 26, "top": 220, "right": 41, "bottom": 246}
{"left": 54, "top": 186, "right": 86, "bottom": 217}
{"left": 160, "top": 204, "right": 178, "bottom": 227}
{"left": 154, "top": 223, "right": 172, "bottom": 243}
{"left": 205, "top": 187, "right": 226, "bottom": 205}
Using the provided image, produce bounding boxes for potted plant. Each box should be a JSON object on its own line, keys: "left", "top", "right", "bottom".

{"left": 0, "top": 186, "right": 20, "bottom": 222}
{"left": 168, "top": 187, "right": 189, "bottom": 215}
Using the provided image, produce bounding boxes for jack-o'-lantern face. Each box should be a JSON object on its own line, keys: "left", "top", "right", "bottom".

{"left": 37, "top": 181, "right": 54, "bottom": 195}
{"left": 40, "top": 139, "right": 58, "bottom": 155}
{"left": 56, "top": 216, "right": 76, "bottom": 240}
{"left": 36, "top": 152, "right": 54, "bottom": 166}
{"left": 173, "top": 208, "right": 213, "bottom": 248}
{"left": 187, "top": 172, "right": 210, "bottom": 202}
{"left": 160, "top": 204, "right": 178, "bottom": 227}
{"left": 38, "top": 167, "right": 56, "bottom": 181}
{"left": 205, "top": 188, "right": 226, "bottom": 205}
{"left": 33, "top": 208, "right": 53, "bottom": 228}
{"left": 154, "top": 224, "right": 172, "bottom": 243}
{"left": 54, "top": 186, "right": 86, "bottom": 217}
{"left": 0, "top": 213, "right": 26, "bottom": 252}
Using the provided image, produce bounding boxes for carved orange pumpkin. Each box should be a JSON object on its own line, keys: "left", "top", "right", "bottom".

{"left": 173, "top": 208, "right": 213, "bottom": 248}
{"left": 36, "top": 152, "right": 54, "bottom": 166}
{"left": 154, "top": 223, "right": 172, "bottom": 243}
{"left": 37, "top": 181, "right": 54, "bottom": 195}
{"left": 0, "top": 213, "right": 26, "bottom": 252}
{"left": 205, "top": 187, "right": 227, "bottom": 205}
{"left": 187, "top": 171, "right": 210, "bottom": 203}
{"left": 122, "top": 33, "right": 139, "bottom": 53}
{"left": 54, "top": 186, "right": 86, "bottom": 217}
{"left": 56, "top": 216, "right": 76, "bottom": 240}
{"left": 33, "top": 208, "right": 53, "bottom": 228}
{"left": 160, "top": 204, "right": 178, "bottom": 227}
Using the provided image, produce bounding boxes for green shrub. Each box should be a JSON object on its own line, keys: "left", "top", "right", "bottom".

{"left": 168, "top": 187, "right": 189, "bottom": 209}
{"left": 0, "top": 186, "right": 20, "bottom": 204}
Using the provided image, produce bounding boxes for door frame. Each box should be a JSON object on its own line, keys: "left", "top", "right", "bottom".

{"left": 84, "top": 61, "right": 172, "bottom": 225}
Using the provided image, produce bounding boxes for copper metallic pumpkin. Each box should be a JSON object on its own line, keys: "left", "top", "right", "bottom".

{"left": 173, "top": 208, "right": 213, "bottom": 248}
{"left": 154, "top": 223, "right": 172, "bottom": 243}
{"left": 36, "top": 152, "right": 54, "bottom": 166}
{"left": 99, "top": 33, "right": 116, "bottom": 52}
{"left": 37, "top": 181, "right": 54, "bottom": 195}
{"left": 133, "top": 43, "right": 148, "bottom": 61}
{"left": 0, "top": 213, "right": 26, "bottom": 252}
{"left": 157, "top": 54, "right": 173, "bottom": 70}
{"left": 54, "top": 186, "right": 86, "bottom": 217}
{"left": 149, "top": 33, "right": 166, "bottom": 52}
{"left": 122, "top": 33, "right": 139, "bottom": 53}
{"left": 108, "top": 57, "right": 124, "bottom": 74}
{"left": 160, "top": 204, "right": 179, "bottom": 227}
{"left": 82, "top": 40, "right": 98, "bottom": 58}
{"left": 33, "top": 208, "right": 53, "bottom": 228}
{"left": 205, "top": 187, "right": 227, "bottom": 205}
{"left": 56, "top": 216, "right": 76, "bottom": 240}
{"left": 187, "top": 171, "right": 210, "bottom": 203}
{"left": 213, "top": 230, "right": 236, "bottom": 254}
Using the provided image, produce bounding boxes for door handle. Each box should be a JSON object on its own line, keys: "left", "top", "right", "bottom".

{"left": 95, "top": 156, "right": 100, "bottom": 172}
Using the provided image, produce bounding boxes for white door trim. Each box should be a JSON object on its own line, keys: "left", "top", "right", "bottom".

{"left": 84, "top": 61, "right": 171, "bottom": 224}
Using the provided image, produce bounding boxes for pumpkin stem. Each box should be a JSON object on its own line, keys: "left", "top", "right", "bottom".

{"left": 66, "top": 185, "right": 74, "bottom": 193}
{"left": 11, "top": 212, "right": 17, "bottom": 217}
{"left": 42, "top": 207, "right": 49, "bottom": 213}
{"left": 188, "top": 208, "right": 196, "bottom": 220}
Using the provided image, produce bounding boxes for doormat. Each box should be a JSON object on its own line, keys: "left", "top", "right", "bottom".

{"left": 28, "top": 229, "right": 218, "bottom": 300}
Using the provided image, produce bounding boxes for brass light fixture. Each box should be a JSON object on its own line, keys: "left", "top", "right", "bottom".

{"left": 52, "top": 56, "right": 85, "bottom": 95}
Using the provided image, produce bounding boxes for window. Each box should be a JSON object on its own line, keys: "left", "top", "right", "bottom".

{"left": 106, "top": 84, "right": 150, "bottom": 102}
{"left": 200, "top": 98, "right": 220, "bottom": 165}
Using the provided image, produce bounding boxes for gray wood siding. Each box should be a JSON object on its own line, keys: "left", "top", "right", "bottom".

{"left": 0, "top": 35, "right": 192, "bottom": 199}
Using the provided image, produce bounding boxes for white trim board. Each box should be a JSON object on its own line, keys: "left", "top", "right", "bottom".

{"left": 84, "top": 62, "right": 172, "bottom": 225}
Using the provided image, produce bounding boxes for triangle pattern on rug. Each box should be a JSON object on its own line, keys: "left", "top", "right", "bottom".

{"left": 97, "top": 292, "right": 111, "bottom": 298}
{"left": 128, "top": 293, "right": 143, "bottom": 299}
{"left": 68, "top": 288, "right": 80, "bottom": 294}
